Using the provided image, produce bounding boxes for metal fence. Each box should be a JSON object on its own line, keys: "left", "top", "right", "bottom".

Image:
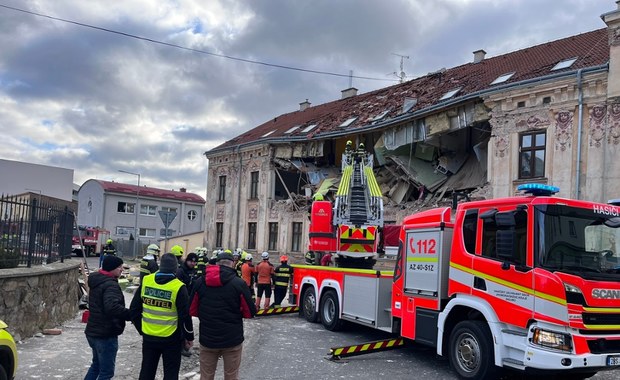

{"left": 0, "top": 194, "right": 73, "bottom": 268}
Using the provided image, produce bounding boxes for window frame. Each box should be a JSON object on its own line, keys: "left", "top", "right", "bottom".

{"left": 187, "top": 210, "right": 197, "bottom": 221}
{"left": 215, "top": 222, "right": 224, "bottom": 248}
{"left": 218, "top": 176, "right": 226, "bottom": 202}
{"left": 268, "top": 222, "right": 278, "bottom": 251}
{"left": 139, "top": 228, "right": 156, "bottom": 238}
{"left": 117, "top": 202, "right": 135, "bottom": 214}
{"left": 247, "top": 222, "right": 257, "bottom": 250}
{"left": 291, "top": 222, "right": 303, "bottom": 252}
{"left": 519, "top": 130, "right": 546, "bottom": 179}
{"left": 250, "top": 171, "right": 259, "bottom": 199}
{"left": 140, "top": 204, "right": 157, "bottom": 216}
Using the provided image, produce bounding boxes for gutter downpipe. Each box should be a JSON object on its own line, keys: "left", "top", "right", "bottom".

{"left": 575, "top": 69, "right": 583, "bottom": 200}
{"left": 236, "top": 145, "right": 242, "bottom": 249}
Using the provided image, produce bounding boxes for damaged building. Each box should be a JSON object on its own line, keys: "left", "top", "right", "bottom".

{"left": 204, "top": 6, "right": 620, "bottom": 254}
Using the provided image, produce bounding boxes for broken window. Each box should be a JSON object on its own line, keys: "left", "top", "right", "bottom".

{"left": 383, "top": 119, "right": 426, "bottom": 150}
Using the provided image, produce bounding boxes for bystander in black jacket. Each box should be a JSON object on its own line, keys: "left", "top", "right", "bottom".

{"left": 176, "top": 253, "right": 197, "bottom": 290}
{"left": 190, "top": 262, "right": 256, "bottom": 348}
{"left": 85, "top": 271, "right": 130, "bottom": 338}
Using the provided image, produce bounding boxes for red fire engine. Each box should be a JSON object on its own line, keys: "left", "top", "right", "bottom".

{"left": 292, "top": 184, "right": 620, "bottom": 379}
{"left": 72, "top": 226, "right": 109, "bottom": 257}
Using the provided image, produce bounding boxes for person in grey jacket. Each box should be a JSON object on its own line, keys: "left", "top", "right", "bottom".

{"left": 84, "top": 255, "right": 130, "bottom": 380}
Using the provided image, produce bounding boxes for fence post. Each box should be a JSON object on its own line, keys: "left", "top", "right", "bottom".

{"left": 27, "top": 197, "right": 38, "bottom": 268}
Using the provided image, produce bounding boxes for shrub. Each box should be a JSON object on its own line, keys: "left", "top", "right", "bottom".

{"left": 0, "top": 246, "right": 20, "bottom": 269}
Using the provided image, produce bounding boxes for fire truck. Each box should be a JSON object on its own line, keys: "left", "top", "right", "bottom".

{"left": 308, "top": 145, "right": 384, "bottom": 268}
{"left": 72, "top": 226, "right": 109, "bottom": 257}
{"left": 291, "top": 184, "right": 620, "bottom": 379}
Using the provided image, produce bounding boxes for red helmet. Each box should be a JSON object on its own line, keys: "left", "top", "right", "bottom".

{"left": 280, "top": 255, "right": 288, "bottom": 262}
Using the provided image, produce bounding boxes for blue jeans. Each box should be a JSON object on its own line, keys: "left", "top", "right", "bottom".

{"left": 85, "top": 335, "right": 118, "bottom": 380}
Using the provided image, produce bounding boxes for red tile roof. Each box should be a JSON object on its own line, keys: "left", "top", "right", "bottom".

{"left": 208, "top": 28, "right": 608, "bottom": 154}
{"left": 97, "top": 180, "right": 205, "bottom": 203}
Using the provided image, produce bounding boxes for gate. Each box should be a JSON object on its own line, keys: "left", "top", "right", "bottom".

{"left": 0, "top": 194, "right": 73, "bottom": 268}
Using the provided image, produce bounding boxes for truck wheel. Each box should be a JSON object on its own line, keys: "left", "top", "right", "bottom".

{"left": 320, "top": 290, "right": 344, "bottom": 331}
{"left": 449, "top": 320, "right": 498, "bottom": 380}
{"left": 301, "top": 287, "right": 319, "bottom": 323}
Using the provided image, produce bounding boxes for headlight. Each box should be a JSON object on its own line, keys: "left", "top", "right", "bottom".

{"left": 531, "top": 327, "right": 573, "bottom": 352}
{"left": 564, "top": 283, "right": 586, "bottom": 305}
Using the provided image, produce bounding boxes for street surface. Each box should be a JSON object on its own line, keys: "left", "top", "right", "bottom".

{"left": 14, "top": 255, "right": 620, "bottom": 379}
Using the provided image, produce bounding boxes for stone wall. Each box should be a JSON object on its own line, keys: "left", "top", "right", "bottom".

{"left": 0, "top": 261, "right": 81, "bottom": 341}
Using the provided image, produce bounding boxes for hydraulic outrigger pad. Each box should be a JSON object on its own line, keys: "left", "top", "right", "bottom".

{"left": 255, "top": 306, "right": 300, "bottom": 316}
{"left": 328, "top": 337, "right": 406, "bottom": 360}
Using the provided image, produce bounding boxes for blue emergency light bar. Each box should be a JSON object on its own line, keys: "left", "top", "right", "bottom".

{"left": 517, "top": 183, "right": 559, "bottom": 196}
{"left": 609, "top": 199, "right": 620, "bottom": 206}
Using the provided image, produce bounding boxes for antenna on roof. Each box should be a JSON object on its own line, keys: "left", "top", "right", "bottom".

{"left": 348, "top": 70, "right": 353, "bottom": 88}
{"left": 390, "top": 53, "right": 409, "bottom": 83}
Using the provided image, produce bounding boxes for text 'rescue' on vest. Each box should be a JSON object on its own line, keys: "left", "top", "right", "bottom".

{"left": 140, "top": 274, "right": 184, "bottom": 337}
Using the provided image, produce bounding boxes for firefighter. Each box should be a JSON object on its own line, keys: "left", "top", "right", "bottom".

{"left": 195, "top": 247, "right": 208, "bottom": 277}
{"left": 304, "top": 251, "right": 316, "bottom": 265}
{"left": 129, "top": 253, "right": 194, "bottom": 378}
{"left": 100, "top": 238, "right": 117, "bottom": 268}
{"left": 255, "top": 252, "right": 275, "bottom": 310}
{"left": 233, "top": 249, "right": 243, "bottom": 277}
{"left": 272, "top": 255, "right": 293, "bottom": 308}
{"left": 355, "top": 142, "right": 366, "bottom": 163}
{"left": 344, "top": 140, "right": 354, "bottom": 164}
{"left": 140, "top": 244, "right": 160, "bottom": 282}
{"left": 170, "top": 245, "right": 184, "bottom": 266}
{"left": 241, "top": 254, "right": 256, "bottom": 301}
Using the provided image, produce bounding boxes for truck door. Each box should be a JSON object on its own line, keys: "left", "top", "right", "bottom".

{"left": 471, "top": 207, "right": 534, "bottom": 328}
{"left": 400, "top": 227, "right": 452, "bottom": 345}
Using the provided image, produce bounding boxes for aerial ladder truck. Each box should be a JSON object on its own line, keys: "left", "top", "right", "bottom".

{"left": 308, "top": 144, "right": 384, "bottom": 269}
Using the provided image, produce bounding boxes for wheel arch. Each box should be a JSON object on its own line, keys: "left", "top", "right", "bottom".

{"left": 319, "top": 279, "right": 343, "bottom": 315}
{"left": 0, "top": 345, "right": 16, "bottom": 379}
{"left": 437, "top": 295, "right": 503, "bottom": 367}
{"left": 299, "top": 276, "right": 319, "bottom": 307}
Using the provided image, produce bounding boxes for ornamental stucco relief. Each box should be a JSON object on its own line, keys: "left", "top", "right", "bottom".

{"left": 609, "top": 103, "right": 620, "bottom": 145}
{"left": 589, "top": 105, "right": 607, "bottom": 148}
{"left": 554, "top": 111, "right": 573, "bottom": 152}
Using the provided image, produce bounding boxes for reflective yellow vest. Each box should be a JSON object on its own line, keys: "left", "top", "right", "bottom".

{"left": 141, "top": 274, "right": 184, "bottom": 337}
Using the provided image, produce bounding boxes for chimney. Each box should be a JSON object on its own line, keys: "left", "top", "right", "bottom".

{"left": 299, "top": 99, "right": 311, "bottom": 111}
{"left": 602, "top": 1, "right": 620, "bottom": 100}
{"left": 179, "top": 187, "right": 187, "bottom": 193}
{"left": 341, "top": 87, "right": 358, "bottom": 99}
{"left": 473, "top": 49, "right": 486, "bottom": 63}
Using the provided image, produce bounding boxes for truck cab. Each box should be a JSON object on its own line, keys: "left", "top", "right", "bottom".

{"left": 392, "top": 184, "right": 620, "bottom": 378}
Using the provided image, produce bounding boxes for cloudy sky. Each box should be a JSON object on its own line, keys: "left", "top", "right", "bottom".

{"left": 0, "top": 0, "right": 613, "bottom": 196}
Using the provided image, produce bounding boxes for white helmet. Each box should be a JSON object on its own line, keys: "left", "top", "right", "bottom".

{"left": 245, "top": 254, "right": 253, "bottom": 261}
{"left": 261, "top": 251, "right": 269, "bottom": 260}
{"left": 146, "top": 244, "right": 160, "bottom": 255}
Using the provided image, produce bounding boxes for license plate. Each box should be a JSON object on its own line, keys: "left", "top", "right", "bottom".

{"left": 607, "top": 355, "right": 620, "bottom": 366}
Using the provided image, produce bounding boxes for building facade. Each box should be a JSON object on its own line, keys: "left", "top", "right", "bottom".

{"left": 0, "top": 159, "right": 74, "bottom": 202}
{"left": 77, "top": 179, "right": 205, "bottom": 247}
{"left": 204, "top": 4, "right": 620, "bottom": 256}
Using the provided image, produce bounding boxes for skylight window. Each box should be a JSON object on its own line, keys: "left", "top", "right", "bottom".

{"left": 284, "top": 125, "right": 300, "bottom": 134}
{"left": 301, "top": 124, "right": 317, "bottom": 133}
{"left": 439, "top": 88, "right": 461, "bottom": 101}
{"left": 339, "top": 117, "right": 358, "bottom": 128}
{"left": 402, "top": 97, "right": 417, "bottom": 113}
{"left": 551, "top": 57, "right": 577, "bottom": 71}
{"left": 261, "top": 130, "right": 275, "bottom": 137}
{"left": 490, "top": 72, "right": 515, "bottom": 85}
{"left": 371, "top": 110, "right": 390, "bottom": 122}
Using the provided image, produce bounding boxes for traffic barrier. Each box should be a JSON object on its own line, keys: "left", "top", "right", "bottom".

{"left": 255, "top": 306, "right": 300, "bottom": 316}
{"left": 329, "top": 337, "right": 406, "bottom": 360}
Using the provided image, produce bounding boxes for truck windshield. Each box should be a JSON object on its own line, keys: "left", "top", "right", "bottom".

{"left": 535, "top": 204, "right": 620, "bottom": 280}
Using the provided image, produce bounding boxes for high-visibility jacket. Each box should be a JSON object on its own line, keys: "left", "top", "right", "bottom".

{"left": 140, "top": 274, "right": 184, "bottom": 337}
{"left": 274, "top": 263, "right": 293, "bottom": 287}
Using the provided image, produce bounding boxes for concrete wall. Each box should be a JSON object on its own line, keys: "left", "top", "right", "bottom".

{"left": 0, "top": 261, "right": 81, "bottom": 341}
{"left": 0, "top": 159, "right": 74, "bottom": 202}
{"left": 159, "top": 231, "right": 205, "bottom": 257}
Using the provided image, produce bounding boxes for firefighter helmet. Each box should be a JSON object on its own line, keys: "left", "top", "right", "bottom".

{"left": 261, "top": 251, "right": 269, "bottom": 260}
{"left": 314, "top": 193, "right": 324, "bottom": 201}
{"left": 170, "top": 245, "right": 184, "bottom": 257}
{"left": 280, "top": 255, "right": 288, "bottom": 262}
{"left": 245, "top": 254, "right": 253, "bottom": 261}
{"left": 106, "top": 239, "right": 113, "bottom": 245}
{"left": 146, "top": 244, "right": 160, "bottom": 255}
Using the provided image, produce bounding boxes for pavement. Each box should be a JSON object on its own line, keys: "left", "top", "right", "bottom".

{"left": 15, "top": 286, "right": 267, "bottom": 380}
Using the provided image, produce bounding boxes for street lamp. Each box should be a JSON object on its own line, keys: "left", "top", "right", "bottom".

{"left": 118, "top": 170, "right": 140, "bottom": 260}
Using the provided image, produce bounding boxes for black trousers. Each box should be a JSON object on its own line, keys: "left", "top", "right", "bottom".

{"left": 139, "top": 339, "right": 182, "bottom": 380}
{"left": 273, "top": 286, "right": 287, "bottom": 306}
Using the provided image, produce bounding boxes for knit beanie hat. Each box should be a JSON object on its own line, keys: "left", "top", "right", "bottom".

{"left": 185, "top": 252, "right": 198, "bottom": 262}
{"left": 102, "top": 255, "right": 123, "bottom": 272}
{"left": 159, "top": 253, "right": 178, "bottom": 274}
